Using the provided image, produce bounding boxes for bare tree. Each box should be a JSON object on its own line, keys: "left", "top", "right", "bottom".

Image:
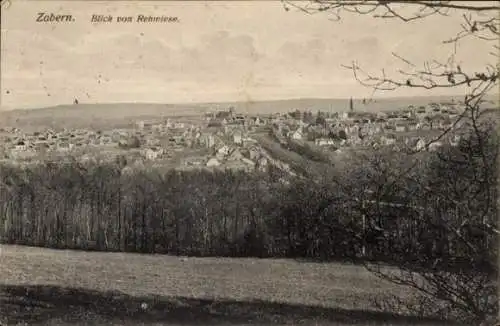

{"left": 281, "top": 1, "right": 499, "bottom": 126}
{"left": 283, "top": 1, "right": 499, "bottom": 324}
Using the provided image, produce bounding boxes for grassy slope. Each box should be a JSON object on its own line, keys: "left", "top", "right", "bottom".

{"left": 0, "top": 245, "right": 454, "bottom": 326}
{"left": 253, "top": 133, "right": 334, "bottom": 179}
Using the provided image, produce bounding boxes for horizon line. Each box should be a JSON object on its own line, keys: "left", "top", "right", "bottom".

{"left": 2, "top": 93, "right": 490, "bottom": 113}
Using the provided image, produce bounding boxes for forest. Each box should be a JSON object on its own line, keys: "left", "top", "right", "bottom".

{"left": 0, "top": 127, "right": 495, "bottom": 264}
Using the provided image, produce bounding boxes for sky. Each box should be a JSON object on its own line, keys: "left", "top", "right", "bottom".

{"left": 0, "top": 0, "right": 497, "bottom": 110}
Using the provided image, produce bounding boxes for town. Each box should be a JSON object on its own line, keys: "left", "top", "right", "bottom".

{"left": 0, "top": 99, "right": 469, "bottom": 175}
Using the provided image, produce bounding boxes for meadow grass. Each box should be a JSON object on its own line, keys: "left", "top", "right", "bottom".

{"left": 0, "top": 244, "right": 457, "bottom": 325}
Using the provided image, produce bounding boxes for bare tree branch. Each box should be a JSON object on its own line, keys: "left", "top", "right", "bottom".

{"left": 282, "top": 1, "right": 500, "bottom": 19}
{"left": 283, "top": 1, "right": 499, "bottom": 323}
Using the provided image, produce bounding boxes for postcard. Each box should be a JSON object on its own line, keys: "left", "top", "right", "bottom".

{"left": 1, "top": 1, "right": 498, "bottom": 325}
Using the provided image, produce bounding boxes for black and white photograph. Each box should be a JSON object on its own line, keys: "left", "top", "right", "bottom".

{"left": 0, "top": 1, "right": 499, "bottom": 325}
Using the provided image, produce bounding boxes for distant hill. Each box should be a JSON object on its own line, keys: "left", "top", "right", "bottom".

{"left": 205, "top": 95, "right": 471, "bottom": 114}
{"left": 0, "top": 95, "right": 497, "bottom": 130}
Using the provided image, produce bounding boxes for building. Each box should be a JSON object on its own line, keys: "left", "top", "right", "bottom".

{"left": 428, "top": 141, "right": 443, "bottom": 152}
{"left": 248, "top": 146, "right": 261, "bottom": 160}
{"left": 201, "top": 134, "right": 215, "bottom": 148}
{"left": 395, "top": 124, "right": 407, "bottom": 132}
{"left": 14, "top": 141, "right": 27, "bottom": 151}
{"left": 227, "top": 148, "right": 244, "bottom": 161}
{"left": 206, "top": 157, "right": 221, "bottom": 167}
{"left": 253, "top": 116, "right": 265, "bottom": 126}
{"left": 217, "top": 145, "right": 231, "bottom": 156}
{"left": 449, "top": 134, "right": 462, "bottom": 147}
{"left": 315, "top": 138, "right": 335, "bottom": 146}
{"left": 57, "top": 142, "right": 74, "bottom": 151}
{"left": 233, "top": 130, "right": 243, "bottom": 145}
{"left": 174, "top": 122, "right": 185, "bottom": 129}
{"left": 144, "top": 147, "right": 163, "bottom": 160}
{"left": 406, "top": 137, "right": 426, "bottom": 152}
{"left": 256, "top": 156, "right": 268, "bottom": 172}
{"left": 381, "top": 134, "right": 396, "bottom": 146}
{"left": 291, "top": 128, "right": 303, "bottom": 140}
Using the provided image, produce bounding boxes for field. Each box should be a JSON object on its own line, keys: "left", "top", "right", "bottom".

{"left": 0, "top": 245, "right": 458, "bottom": 326}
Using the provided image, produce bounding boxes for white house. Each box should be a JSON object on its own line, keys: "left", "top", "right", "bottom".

{"left": 256, "top": 156, "right": 268, "bottom": 172}
{"left": 428, "top": 141, "right": 443, "bottom": 152}
{"left": 144, "top": 148, "right": 163, "bottom": 160}
{"left": 449, "top": 134, "right": 462, "bottom": 147}
{"left": 381, "top": 134, "right": 396, "bottom": 146}
{"left": 217, "top": 145, "right": 231, "bottom": 156}
{"left": 202, "top": 134, "right": 215, "bottom": 148}
{"left": 248, "top": 146, "right": 261, "bottom": 160}
{"left": 14, "top": 141, "right": 27, "bottom": 151}
{"left": 345, "top": 125, "right": 359, "bottom": 135}
{"left": 165, "top": 119, "right": 173, "bottom": 128}
{"left": 242, "top": 137, "right": 257, "bottom": 146}
{"left": 395, "top": 124, "right": 407, "bottom": 132}
{"left": 254, "top": 117, "right": 265, "bottom": 126}
{"left": 315, "top": 138, "right": 335, "bottom": 146}
{"left": 416, "top": 138, "right": 426, "bottom": 151}
{"left": 406, "top": 137, "right": 426, "bottom": 152}
{"left": 57, "top": 142, "right": 74, "bottom": 151}
{"left": 233, "top": 131, "right": 243, "bottom": 145}
{"left": 416, "top": 122, "right": 431, "bottom": 130}
{"left": 227, "top": 148, "right": 244, "bottom": 161}
{"left": 291, "top": 128, "right": 303, "bottom": 140}
{"left": 206, "top": 157, "right": 221, "bottom": 167}
{"left": 174, "top": 122, "right": 185, "bottom": 129}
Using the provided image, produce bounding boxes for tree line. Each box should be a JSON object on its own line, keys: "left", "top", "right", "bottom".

{"left": 0, "top": 162, "right": 350, "bottom": 258}
{"left": 0, "top": 127, "right": 495, "bottom": 262}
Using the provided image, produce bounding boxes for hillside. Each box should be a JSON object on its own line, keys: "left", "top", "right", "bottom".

{"left": 0, "top": 103, "right": 207, "bottom": 131}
